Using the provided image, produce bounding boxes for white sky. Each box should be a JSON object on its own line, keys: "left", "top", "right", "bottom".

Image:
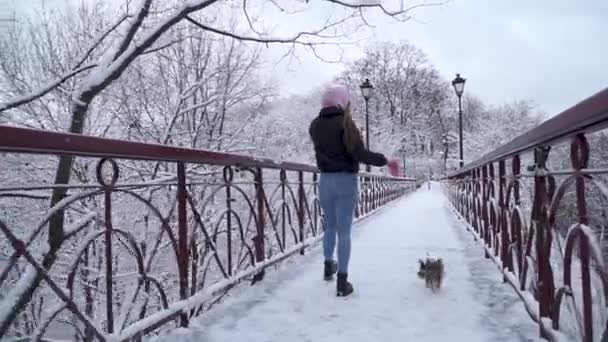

{"left": 3, "top": 0, "right": 607, "bottom": 117}
{"left": 263, "top": 0, "right": 608, "bottom": 117}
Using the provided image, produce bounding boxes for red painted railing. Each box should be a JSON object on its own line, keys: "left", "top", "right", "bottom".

{"left": 0, "top": 125, "right": 415, "bottom": 341}
{"left": 443, "top": 88, "right": 608, "bottom": 342}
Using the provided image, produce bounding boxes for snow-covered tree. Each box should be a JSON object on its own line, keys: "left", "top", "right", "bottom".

{"left": 0, "top": 0, "right": 446, "bottom": 338}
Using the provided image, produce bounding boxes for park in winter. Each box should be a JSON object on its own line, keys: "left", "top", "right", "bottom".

{"left": 0, "top": 0, "right": 607, "bottom": 341}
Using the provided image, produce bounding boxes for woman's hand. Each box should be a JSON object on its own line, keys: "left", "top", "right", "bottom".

{"left": 387, "top": 159, "right": 400, "bottom": 177}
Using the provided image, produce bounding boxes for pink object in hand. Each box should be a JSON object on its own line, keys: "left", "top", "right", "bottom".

{"left": 387, "top": 160, "right": 400, "bottom": 177}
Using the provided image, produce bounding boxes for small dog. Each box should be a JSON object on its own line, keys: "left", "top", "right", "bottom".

{"left": 417, "top": 257, "right": 445, "bottom": 291}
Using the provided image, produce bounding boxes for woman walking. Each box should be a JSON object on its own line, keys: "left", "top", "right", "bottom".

{"left": 309, "top": 83, "right": 398, "bottom": 297}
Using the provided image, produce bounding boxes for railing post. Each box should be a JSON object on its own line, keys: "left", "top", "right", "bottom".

{"left": 373, "top": 177, "right": 379, "bottom": 211}
{"left": 382, "top": 178, "right": 387, "bottom": 205}
{"left": 511, "top": 154, "right": 525, "bottom": 279}
{"left": 280, "top": 170, "right": 287, "bottom": 249}
{"left": 253, "top": 167, "right": 266, "bottom": 283}
{"left": 465, "top": 176, "right": 469, "bottom": 215}
{"left": 467, "top": 170, "right": 475, "bottom": 223}
{"left": 512, "top": 155, "right": 521, "bottom": 206}
{"left": 477, "top": 168, "right": 482, "bottom": 237}
{"left": 298, "top": 171, "right": 305, "bottom": 255}
{"left": 481, "top": 165, "right": 490, "bottom": 258}
{"left": 572, "top": 134, "right": 593, "bottom": 342}
{"left": 369, "top": 177, "right": 374, "bottom": 211}
{"left": 177, "top": 162, "right": 189, "bottom": 327}
{"left": 511, "top": 155, "right": 522, "bottom": 277}
{"left": 364, "top": 176, "right": 370, "bottom": 215}
{"left": 224, "top": 166, "right": 234, "bottom": 276}
{"left": 371, "top": 176, "right": 375, "bottom": 211}
{"left": 379, "top": 178, "right": 384, "bottom": 205}
{"left": 488, "top": 162, "right": 498, "bottom": 256}
{"left": 374, "top": 177, "right": 382, "bottom": 209}
{"left": 368, "top": 177, "right": 373, "bottom": 212}
{"left": 99, "top": 159, "right": 118, "bottom": 334}
{"left": 472, "top": 168, "right": 479, "bottom": 237}
{"left": 531, "top": 145, "right": 555, "bottom": 338}
{"left": 466, "top": 172, "right": 472, "bottom": 222}
{"left": 498, "top": 160, "right": 509, "bottom": 282}
{"left": 461, "top": 177, "right": 466, "bottom": 215}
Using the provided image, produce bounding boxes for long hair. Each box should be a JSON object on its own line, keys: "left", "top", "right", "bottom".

{"left": 342, "top": 102, "right": 361, "bottom": 154}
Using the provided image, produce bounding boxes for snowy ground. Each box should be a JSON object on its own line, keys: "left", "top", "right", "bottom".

{"left": 149, "top": 183, "right": 541, "bottom": 342}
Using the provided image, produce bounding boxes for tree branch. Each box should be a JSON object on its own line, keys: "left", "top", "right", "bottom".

{"left": 0, "top": 64, "right": 96, "bottom": 112}
{"left": 71, "top": 0, "right": 220, "bottom": 105}
{"left": 74, "top": 14, "right": 131, "bottom": 69}
{"left": 242, "top": 0, "right": 264, "bottom": 35}
{"left": 184, "top": 14, "right": 354, "bottom": 45}
{"left": 0, "top": 11, "right": 131, "bottom": 113}
{"left": 324, "top": 0, "right": 449, "bottom": 22}
{"left": 142, "top": 36, "right": 193, "bottom": 55}
{"left": 113, "top": 0, "right": 154, "bottom": 60}
{"left": 268, "top": 0, "right": 308, "bottom": 15}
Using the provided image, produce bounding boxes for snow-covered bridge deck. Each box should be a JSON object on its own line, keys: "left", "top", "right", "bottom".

{"left": 151, "top": 183, "right": 537, "bottom": 342}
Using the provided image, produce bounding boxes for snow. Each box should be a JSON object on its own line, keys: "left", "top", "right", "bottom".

{"left": 504, "top": 272, "right": 541, "bottom": 320}
{"left": 146, "top": 182, "right": 540, "bottom": 342}
{"left": 0, "top": 190, "right": 50, "bottom": 199}
{"left": 0, "top": 265, "right": 38, "bottom": 326}
{"left": 26, "top": 189, "right": 100, "bottom": 245}
{"left": 30, "top": 304, "right": 67, "bottom": 341}
{"left": 113, "top": 235, "right": 326, "bottom": 341}
{"left": 449, "top": 194, "right": 572, "bottom": 342}
{"left": 75, "top": 0, "right": 219, "bottom": 98}
{"left": 559, "top": 223, "right": 608, "bottom": 341}
{"left": 63, "top": 211, "right": 97, "bottom": 238}
{"left": 575, "top": 223, "right": 605, "bottom": 269}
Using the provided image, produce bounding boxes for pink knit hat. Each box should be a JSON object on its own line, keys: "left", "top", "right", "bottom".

{"left": 321, "top": 83, "right": 350, "bottom": 109}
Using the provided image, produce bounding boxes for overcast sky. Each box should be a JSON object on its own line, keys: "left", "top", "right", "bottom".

{"left": 267, "top": 0, "right": 608, "bottom": 118}
{"left": 3, "top": 0, "right": 607, "bottom": 117}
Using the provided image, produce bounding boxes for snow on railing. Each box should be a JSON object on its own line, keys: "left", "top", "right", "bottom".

{"left": 0, "top": 125, "right": 416, "bottom": 341}
{"left": 442, "top": 87, "right": 608, "bottom": 342}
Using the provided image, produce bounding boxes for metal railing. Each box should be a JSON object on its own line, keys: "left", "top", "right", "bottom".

{"left": 0, "top": 125, "right": 416, "bottom": 341}
{"left": 443, "top": 87, "right": 608, "bottom": 342}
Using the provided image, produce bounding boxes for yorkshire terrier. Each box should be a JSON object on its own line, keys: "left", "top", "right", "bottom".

{"left": 417, "top": 257, "right": 445, "bottom": 291}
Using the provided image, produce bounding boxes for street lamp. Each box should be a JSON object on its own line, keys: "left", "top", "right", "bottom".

{"left": 452, "top": 73, "right": 466, "bottom": 168}
{"left": 360, "top": 78, "right": 374, "bottom": 172}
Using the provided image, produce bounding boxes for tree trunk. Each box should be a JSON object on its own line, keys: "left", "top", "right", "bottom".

{"left": 0, "top": 98, "right": 89, "bottom": 337}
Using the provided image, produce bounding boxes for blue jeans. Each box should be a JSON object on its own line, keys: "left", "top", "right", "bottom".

{"left": 319, "top": 172, "right": 358, "bottom": 273}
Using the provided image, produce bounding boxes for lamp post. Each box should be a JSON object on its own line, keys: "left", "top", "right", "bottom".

{"left": 452, "top": 73, "right": 466, "bottom": 168}
{"left": 360, "top": 78, "right": 374, "bottom": 172}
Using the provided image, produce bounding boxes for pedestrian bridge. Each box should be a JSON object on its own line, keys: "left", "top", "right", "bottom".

{"left": 1, "top": 87, "right": 608, "bottom": 342}
{"left": 152, "top": 184, "right": 539, "bottom": 342}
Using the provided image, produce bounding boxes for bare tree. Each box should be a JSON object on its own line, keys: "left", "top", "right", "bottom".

{"left": 0, "top": 0, "right": 446, "bottom": 336}
{"left": 335, "top": 41, "right": 451, "bottom": 176}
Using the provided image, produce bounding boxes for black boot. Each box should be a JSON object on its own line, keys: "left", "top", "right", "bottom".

{"left": 336, "top": 273, "right": 354, "bottom": 297}
{"left": 324, "top": 260, "right": 337, "bottom": 281}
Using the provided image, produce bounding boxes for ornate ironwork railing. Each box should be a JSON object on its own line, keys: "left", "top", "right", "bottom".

{"left": 443, "top": 87, "right": 608, "bottom": 342}
{"left": 0, "top": 125, "right": 415, "bottom": 341}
